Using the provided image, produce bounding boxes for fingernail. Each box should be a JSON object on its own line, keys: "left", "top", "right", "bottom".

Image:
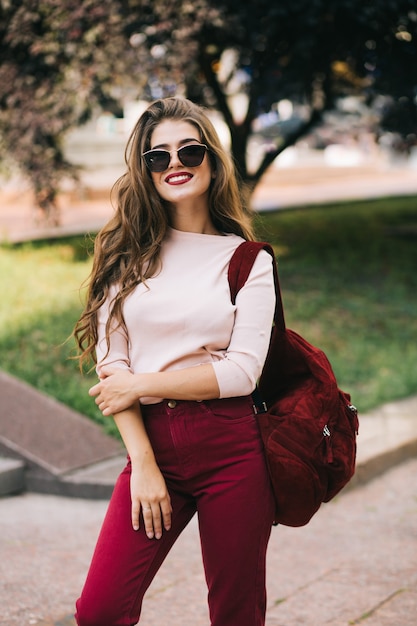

{"left": 147, "top": 531, "right": 154, "bottom": 539}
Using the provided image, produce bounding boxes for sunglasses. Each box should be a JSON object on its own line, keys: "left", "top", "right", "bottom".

{"left": 142, "top": 143, "right": 208, "bottom": 172}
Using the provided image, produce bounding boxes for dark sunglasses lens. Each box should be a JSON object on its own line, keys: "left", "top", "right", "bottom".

{"left": 178, "top": 145, "right": 206, "bottom": 167}
{"left": 144, "top": 145, "right": 207, "bottom": 172}
{"left": 144, "top": 151, "right": 170, "bottom": 172}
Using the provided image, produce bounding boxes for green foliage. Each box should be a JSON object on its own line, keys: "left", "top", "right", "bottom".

{"left": 0, "top": 0, "right": 129, "bottom": 203}
{"left": 1, "top": 197, "right": 417, "bottom": 437}
{"left": 255, "top": 196, "right": 417, "bottom": 409}
{"left": 1, "top": 0, "right": 416, "bottom": 202}
{"left": 123, "top": 0, "right": 417, "bottom": 182}
{"left": 0, "top": 235, "right": 119, "bottom": 437}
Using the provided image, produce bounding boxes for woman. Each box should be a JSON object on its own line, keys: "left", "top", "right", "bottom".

{"left": 74, "top": 97, "right": 276, "bottom": 626}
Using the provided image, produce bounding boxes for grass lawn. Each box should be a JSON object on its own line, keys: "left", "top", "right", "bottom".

{"left": 1, "top": 195, "right": 416, "bottom": 436}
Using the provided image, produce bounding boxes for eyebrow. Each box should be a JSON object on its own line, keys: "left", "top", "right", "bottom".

{"left": 151, "top": 137, "right": 202, "bottom": 150}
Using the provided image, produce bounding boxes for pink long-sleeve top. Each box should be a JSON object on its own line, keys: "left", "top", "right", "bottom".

{"left": 96, "top": 227, "right": 276, "bottom": 404}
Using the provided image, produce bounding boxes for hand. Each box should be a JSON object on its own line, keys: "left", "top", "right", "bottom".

{"left": 130, "top": 463, "right": 172, "bottom": 539}
{"left": 89, "top": 367, "right": 138, "bottom": 415}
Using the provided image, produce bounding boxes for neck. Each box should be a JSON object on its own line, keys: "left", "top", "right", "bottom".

{"left": 170, "top": 204, "right": 220, "bottom": 235}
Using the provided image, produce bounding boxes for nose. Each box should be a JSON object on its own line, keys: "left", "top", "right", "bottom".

{"left": 168, "top": 150, "right": 181, "bottom": 168}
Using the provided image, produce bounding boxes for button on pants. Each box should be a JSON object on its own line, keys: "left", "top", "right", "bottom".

{"left": 75, "top": 396, "right": 275, "bottom": 626}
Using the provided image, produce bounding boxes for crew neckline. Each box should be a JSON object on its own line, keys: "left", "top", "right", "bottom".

{"left": 168, "top": 226, "right": 229, "bottom": 238}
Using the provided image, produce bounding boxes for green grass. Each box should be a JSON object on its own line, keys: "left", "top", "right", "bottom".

{"left": 255, "top": 196, "right": 417, "bottom": 409}
{"left": 1, "top": 195, "right": 416, "bottom": 436}
{"left": 0, "top": 235, "right": 119, "bottom": 436}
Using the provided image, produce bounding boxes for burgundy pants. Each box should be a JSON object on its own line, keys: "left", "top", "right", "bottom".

{"left": 75, "top": 396, "right": 275, "bottom": 626}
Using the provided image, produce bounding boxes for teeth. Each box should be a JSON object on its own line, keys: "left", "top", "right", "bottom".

{"left": 168, "top": 174, "right": 190, "bottom": 183}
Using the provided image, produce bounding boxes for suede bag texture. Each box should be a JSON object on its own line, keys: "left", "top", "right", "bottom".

{"left": 228, "top": 241, "right": 359, "bottom": 527}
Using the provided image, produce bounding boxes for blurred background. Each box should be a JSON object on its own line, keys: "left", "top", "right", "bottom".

{"left": 1, "top": 5, "right": 417, "bottom": 624}
{"left": 0, "top": 0, "right": 416, "bottom": 430}
{"left": 1, "top": 0, "right": 417, "bottom": 220}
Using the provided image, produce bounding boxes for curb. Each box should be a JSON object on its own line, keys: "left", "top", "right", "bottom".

{"left": 347, "top": 396, "right": 417, "bottom": 490}
{"left": 0, "top": 457, "right": 26, "bottom": 496}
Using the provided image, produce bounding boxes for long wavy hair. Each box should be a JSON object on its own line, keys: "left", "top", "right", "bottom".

{"left": 73, "top": 97, "right": 256, "bottom": 368}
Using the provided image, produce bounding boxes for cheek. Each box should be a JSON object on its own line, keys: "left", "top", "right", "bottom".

{"left": 199, "top": 160, "right": 214, "bottom": 186}
{"left": 151, "top": 172, "right": 160, "bottom": 186}
{"left": 151, "top": 174, "right": 166, "bottom": 197}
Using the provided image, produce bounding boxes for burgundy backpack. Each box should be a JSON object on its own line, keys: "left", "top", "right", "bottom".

{"left": 228, "top": 241, "right": 359, "bottom": 527}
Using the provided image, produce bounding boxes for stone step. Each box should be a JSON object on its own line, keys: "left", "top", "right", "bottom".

{"left": 0, "top": 370, "right": 124, "bottom": 498}
{"left": 0, "top": 456, "right": 26, "bottom": 496}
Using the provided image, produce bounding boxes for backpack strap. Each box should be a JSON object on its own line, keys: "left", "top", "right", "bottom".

{"left": 228, "top": 241, "right": 286, "bottom": 332}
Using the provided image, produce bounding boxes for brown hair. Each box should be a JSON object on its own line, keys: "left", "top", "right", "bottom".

{"left": 73, "top": 97, "right": 255, "bottom": 367}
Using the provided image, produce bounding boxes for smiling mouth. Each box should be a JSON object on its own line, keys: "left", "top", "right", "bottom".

{"left": 165, "top": 173, "right": 193, "bottom": 184}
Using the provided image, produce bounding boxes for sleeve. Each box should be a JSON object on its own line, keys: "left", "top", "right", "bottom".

{"left": 211, "top": 249, "right": 276, "bottom": 398}
{"left": 95, "top": 285, "right": 131, "bottom": 379}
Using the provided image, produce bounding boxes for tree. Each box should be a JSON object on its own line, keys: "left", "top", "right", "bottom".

{"left": 0, "top": 0, "right": 129, "bottom": 221}
{"left": 1, "top": 0, "right": 417, "bottom": 210}
{"left": 123, "top": 0, "right": 417, "bottom": 192}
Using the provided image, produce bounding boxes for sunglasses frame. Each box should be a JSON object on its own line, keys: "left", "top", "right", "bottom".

{"left": 142, "top": 143, "right": 209, "bottom": 172}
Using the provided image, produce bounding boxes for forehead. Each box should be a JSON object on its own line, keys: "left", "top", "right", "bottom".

{"left": 150, "top": 119, "right": 200, "bottom": 148}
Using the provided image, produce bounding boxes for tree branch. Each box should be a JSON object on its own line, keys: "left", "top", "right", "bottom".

{"left": 247, "top": 107, "right": 325, "bottom": 187}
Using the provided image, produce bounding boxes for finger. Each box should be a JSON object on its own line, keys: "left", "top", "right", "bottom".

{"left": 151, "top": 506, "right": 163, "bottom": 540}
{"left": 142, "top": 504, "right": 155, "bottom": 539}
{"left": 131, "top": 499, "right": 140, "bottom": 531}
{"left": 100, "top": 366, "right": 118, "bottom": 379}
{"left": 96, "top": 399, "right": 110, "bottom": 415}
{"left": 89, "top": 383, "right": 100, "bottom": 397}
{"left": 97, "top": 398, "right": 114, "bottom": 416}
{"left": 161, "top": 499, "right": 172, "bottom": 531}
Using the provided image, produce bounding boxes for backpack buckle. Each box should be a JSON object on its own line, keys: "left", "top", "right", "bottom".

{"left": 253, "top": 401, "right": 268, "bottom": 415}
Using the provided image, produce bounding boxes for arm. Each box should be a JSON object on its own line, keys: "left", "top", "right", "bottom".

{"left": 112, "top": 405, "right": 172, "bottom": 538}
{"left": 91, "top": 362, "right": 220, "bottom": 416}
{"left": 93, "top": 291, "right": 171, "bottom": 538}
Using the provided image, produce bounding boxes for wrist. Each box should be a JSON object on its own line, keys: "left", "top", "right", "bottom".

{"left": 130, "top": 446, "right": 155, "bottom": 468}
{"left": 132, "top": 372, "right": 148, "bottom": 400}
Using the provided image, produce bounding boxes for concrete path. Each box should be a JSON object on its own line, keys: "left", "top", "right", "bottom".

{"left": 1, "top": 381, "right": 417, "bottom": 625}
{"left": 0, "top": 455, "right": 416, "bottom": 626}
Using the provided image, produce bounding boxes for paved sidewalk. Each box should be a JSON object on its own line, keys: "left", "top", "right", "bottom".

{"left": 0, "top": 455, "right": 416, "bottom": 625}
{"left": 1, "top": 389, "right": 417, "bottom": 626}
